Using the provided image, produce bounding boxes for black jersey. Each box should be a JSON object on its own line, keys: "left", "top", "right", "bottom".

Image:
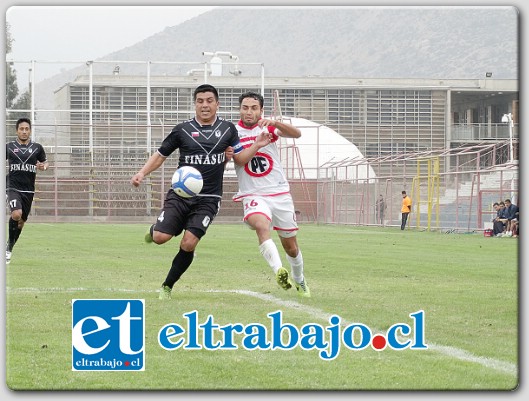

{"left": 158, "top": 117, "right": 243, "bottom": 197}
{"left": 6, "top": 140, "right": 47, "bottom": 193}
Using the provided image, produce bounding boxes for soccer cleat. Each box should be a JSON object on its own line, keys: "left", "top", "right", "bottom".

{"left": 295, "top": 280, "right": 311, "bottom": 298}
{"left": 6, "top": 251, "right": 12, "bottom": 265}
{"left": 275, "top": 267, "right": 292, "bottom": 290}
{"left": 144, "top": 227, "right": 153, "bottom": 243}
{"left": 159, "top": 285, "right": 172, "bottom": 300}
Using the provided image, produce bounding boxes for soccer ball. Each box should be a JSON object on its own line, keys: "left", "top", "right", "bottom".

{"left": 171, "top": 166, "right": 203, "bottom": 198}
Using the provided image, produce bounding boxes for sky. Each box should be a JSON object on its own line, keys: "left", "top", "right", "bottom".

{"left": 5, "top": 5, "right": 216, "bottom": 90}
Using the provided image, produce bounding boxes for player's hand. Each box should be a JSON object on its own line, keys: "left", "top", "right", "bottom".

{"left": 225, "top": 146, "right": 234, "bottom": 162}
{"left": 254, "top": 131, "right": 272, "bottom": 148}
{"left": 131, "top": 173, "right": 144, "bottom": 187}
{"left": 36, "top": 161, "right": 48, "bottom": 171}
{"left": 258, "top": 118, "right": 276, "bottom": 129}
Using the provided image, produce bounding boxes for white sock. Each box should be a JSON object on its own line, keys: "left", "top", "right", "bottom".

{"left": 259, "top": 239, "right": 282, "bottom": 273}
{"left": 286, "top": 250, "right": 304, "bottom": 284}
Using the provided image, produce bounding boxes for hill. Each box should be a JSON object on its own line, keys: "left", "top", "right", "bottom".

{"left": 33, "top": 6, "right": 518, "bottom": 108}
{"left": 97, "top": 6, "right": 519, "bottom": 79}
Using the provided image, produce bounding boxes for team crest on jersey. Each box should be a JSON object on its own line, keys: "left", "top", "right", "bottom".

{"left": 245, "top": 152, "right": 274, "bottom": 178}
{"left": 214, "top": 130, "right": 221, "bottom": 138}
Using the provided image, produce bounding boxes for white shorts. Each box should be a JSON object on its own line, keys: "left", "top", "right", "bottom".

{"left": 241, "top": 194, "right": 298, "bottom": 238}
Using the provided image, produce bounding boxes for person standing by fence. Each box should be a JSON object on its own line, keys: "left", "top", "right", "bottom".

{"left": 401, "top": 190, "right": 412, "bottom": 230}
{"left": 375, "top": 194, "right": 386, "bottom": 226}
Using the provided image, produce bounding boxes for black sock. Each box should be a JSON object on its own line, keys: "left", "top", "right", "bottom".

{"left": 7, "top": 219, "right": 22, "bottom": 252}
{"left": 163, "top": 248, "right": 195, "bottom": 289}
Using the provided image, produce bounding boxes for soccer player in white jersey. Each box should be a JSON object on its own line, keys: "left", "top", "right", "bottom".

{"left": 232, "top": 92, "right": 310, "bottom": 297}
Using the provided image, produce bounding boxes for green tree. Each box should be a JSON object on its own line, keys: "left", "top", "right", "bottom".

{"left": 6, "top": 22, "right": 19, "bottom": 109}
{"left": 5, "top": 22, "right": 30, "bottom": 126}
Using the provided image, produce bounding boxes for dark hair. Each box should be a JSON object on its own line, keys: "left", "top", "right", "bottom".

{"left": 402, "top": 191, "right": 407, "bottom": 195}
{"left": 239, "top": 91, "right": 264, "bottom": 108}
{"left": 505, "top": 199, "right": 511, "bottom": 203}
{"left": 493, "top": 202, "right": 499, "bottom": 206}
{"left": 193, "top": 84, "right": 219, "bottom": 101}
{"left": 500, "top": 202, "right": 505, "bottom": 206}
{"left": 16, "top": 117, "right": 31, "bottom": 130}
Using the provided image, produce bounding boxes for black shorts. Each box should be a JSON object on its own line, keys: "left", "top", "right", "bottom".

{"left": 153, "top": 190, "right": 221, "bottom": 239}
{"left": 6, "top": 190, "right": 34, "bottom": 221}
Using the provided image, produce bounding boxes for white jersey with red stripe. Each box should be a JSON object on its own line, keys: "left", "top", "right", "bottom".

{"left": 233, "top": 120, "right": 290, "bottom": 201}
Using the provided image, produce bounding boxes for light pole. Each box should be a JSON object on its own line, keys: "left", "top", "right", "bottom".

{"left": 202, "top": 51, "right": 240, "bottom": 77}
{"left": 502, "top": 113, "right": 514, "bottom": 163}
{"left": 501, "top": 112, "right": 517, "bottom": 204}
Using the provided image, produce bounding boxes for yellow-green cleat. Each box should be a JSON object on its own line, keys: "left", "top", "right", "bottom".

{"left": 295, "top": 280, "right": 311, "bottom": 298}
{"left": 159, "top": 285, "right": 172, "bottom": 300}
{"left": 144, "top": 227, "right": 153, "bottom": 243}
{"left": 275, "top": 267, "right": 292, "bottom": 290}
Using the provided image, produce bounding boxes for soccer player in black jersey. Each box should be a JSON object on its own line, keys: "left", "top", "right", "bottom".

{"left": 5, "top": 118, "right": 49, "bottom": 265}
{"left": 131, "top": 84, "right": 271, "bottom": 299}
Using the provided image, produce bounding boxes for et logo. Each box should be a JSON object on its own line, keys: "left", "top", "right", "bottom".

{"left": 245, "top": 152, "right": 274, "bottom": 177}
{"left": 72, "top": 299, "right": 145, "bottom": 371}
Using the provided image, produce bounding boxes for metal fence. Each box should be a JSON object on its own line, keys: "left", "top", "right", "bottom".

{"left": 5, "top": 59, "right": 518, "bottom": 230}
{"left": 6, "top": 121, "right": 518, "bottom": 232}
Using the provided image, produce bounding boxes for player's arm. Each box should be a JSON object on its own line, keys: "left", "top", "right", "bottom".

{"left": 232, "top": 132, "right": 271, "bottom": 166}
{"left": 36, "top": 160, "right": 49, "bottom": 171}
{"left": 259, "top": 119, "right": 301, "bottom": 139}
{"left": 225, "top": 146, "right": 234, "bottom": 163}
{"left": 36, "top": 145, "right": 49, "bottom": 171}
{"left": 131, "top": 152, "right": 167, "bottom": 187}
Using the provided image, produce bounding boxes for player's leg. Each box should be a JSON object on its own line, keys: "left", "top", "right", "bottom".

{"left": 150, "top": 192, "right": 190, "bottom": 298}
{"left": 243, "top": 197, "right": 291, "bottom": 290}
{"left": 273, "top": 194, "right": 309, "bottom": 297}
{"left": 159, "top": 229, "right": 200, "bottom": 299}
{"left": 145, "top": 206, "right": 178, "bottom": 245}
{"left": 278, "top": 234, "right": 310, "bottom": 297}
{"left": 6, "top": 191, "right": 30, "bottom": 264}
{"left": 244, "top": 196, "right": 281, "bottom": 271}
{"left": 159, "top": 196, "right": 219, "bottom": 299}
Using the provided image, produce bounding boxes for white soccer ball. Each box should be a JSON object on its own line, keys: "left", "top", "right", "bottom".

{"left": 171, "top": 166, "right": 203, "bottom": 198}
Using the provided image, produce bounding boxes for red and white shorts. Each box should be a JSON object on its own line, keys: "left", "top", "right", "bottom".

{"left": 241, "top": 193, "right": 298, "bottom": 238}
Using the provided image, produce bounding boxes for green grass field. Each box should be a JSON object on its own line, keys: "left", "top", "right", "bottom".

{"left": 5, "top": 222, "right": 518, "bottom": 390}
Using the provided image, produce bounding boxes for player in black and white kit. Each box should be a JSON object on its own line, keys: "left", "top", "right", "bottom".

{"left": 6, "top": 118, "right": 49, "bottom": 265}
{"left": 131, "top": 84, "right": 271, "bottom": 299}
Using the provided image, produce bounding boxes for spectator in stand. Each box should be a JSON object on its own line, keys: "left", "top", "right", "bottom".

{"left": 492, "top": 202, "right": 506, "bottom": 237}
{"left": 503, "top": 199, "right": 519, "bottom": 237}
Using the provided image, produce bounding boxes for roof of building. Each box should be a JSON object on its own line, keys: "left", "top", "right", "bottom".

{"left": 277, "top": 117, "right": 377, "bottom": 180}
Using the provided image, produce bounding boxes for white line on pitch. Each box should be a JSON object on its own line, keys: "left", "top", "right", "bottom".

{"left": 209, "top": 289, "right": 517, "bottom": 377}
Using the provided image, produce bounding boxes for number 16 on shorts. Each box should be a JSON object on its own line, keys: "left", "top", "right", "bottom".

{"left": 72, "top": 299, "right": 145, "bottom": 371}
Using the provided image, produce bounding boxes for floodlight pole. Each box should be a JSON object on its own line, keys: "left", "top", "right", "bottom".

{"left": 502, "top": 112, "right": 516, "bottom": 204}
{"left": 502, "top": 113, "right": 514, "bottom": 164}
